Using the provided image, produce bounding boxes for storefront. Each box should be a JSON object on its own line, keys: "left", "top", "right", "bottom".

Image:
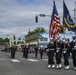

{"left": 25, "top": 32, "right": 73, "bottom": 48}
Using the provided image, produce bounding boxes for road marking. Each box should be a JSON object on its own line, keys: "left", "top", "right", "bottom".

{"left": 62, "top": 59, "right": 72, "bottom": 61}
{"left": 42, "top": 59, "right": 48, "bottom": 61}
{"left": 42, "top": 59, "right": 72, "bottom": 62}
{"left": 0, "top": 58, "right": 4, "bottom": 60}
{"left": 11, "top": 59, "right": 20, "bottom": 62}
{"left": 27, "top": 59, "right": 39, "bottom": 62}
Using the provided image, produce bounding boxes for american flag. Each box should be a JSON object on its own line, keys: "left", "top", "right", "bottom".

{"left": 49, "top": 1, "right": 60, "bottom": 39}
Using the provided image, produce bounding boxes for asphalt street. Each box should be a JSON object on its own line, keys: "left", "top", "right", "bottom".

{"left": 0, "top": 51, "right": 76, "bottom": 75}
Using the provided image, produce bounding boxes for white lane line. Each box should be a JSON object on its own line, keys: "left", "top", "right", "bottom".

{"left": 61, "top": 59, "right": 72, "bottom": 61}
{"left": 11, "top": 59, "right": 20, "bottom": 62}
{"left": 42, "top": 59, "right": 72, "bottom": 62}
{"left": 42, "top": 59, "right": 48, "bottom": 61}
{"left": 0, "top": 58, "right": 4, "bottom": 60}
{"left": 27, "top": 59, "right": 39, "bottom": 62}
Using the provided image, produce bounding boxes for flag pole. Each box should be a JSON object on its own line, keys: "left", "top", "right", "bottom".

{"left": 54, "top": 0, "right": 59, "bottom": 50}
{"left": 74, "top": 0, "right": 76, "bottom": 43}
{"left": 53, "top": 0, "right": 58, "bottom": 49}
{"left": 63, "top": 0, "right": 66, "bottom": 50}
{"left": 63, "top": 25, "right": 66, "bottom": 50}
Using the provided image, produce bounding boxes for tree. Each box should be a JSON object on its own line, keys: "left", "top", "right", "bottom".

{"left": 34, "top": 27, "right": 45, "bottom": 33}
{"left": 0, "top": 38, "right": 3, "bottom": 42}
{"left": 26, "top": 27, "right": 45, "bottom": 36}
{"left": 18, "top": 37, "right": 21, "bottom": 40}
{"left": 0, "top": 37, "right": 9, "bottom": 45}
{"left": 4, "top": 38, "right": 9, "bottom": 42}
{"left": 17, "top": 41, "right": 24, "bottom": 44}
{"left": 14, "top": 41, "right": 16, "bottom": 45}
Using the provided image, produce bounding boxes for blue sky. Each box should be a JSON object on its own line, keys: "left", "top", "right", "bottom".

{"left": 0, "top": 0, "right": 75, "bottom": 39}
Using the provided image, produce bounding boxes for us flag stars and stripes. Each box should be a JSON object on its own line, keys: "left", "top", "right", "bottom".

{"left": 49, "top": 0, "right": 60, "bottom": 39}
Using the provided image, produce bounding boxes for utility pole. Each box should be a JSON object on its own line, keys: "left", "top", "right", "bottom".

{"left": 29, "top": 28, "right": 30, "bottom": 46}
{"left": 35, "top": 14, "right": 51, "bottom": 23}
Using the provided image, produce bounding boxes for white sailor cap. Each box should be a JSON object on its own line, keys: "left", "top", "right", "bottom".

{"left": 65, "top": 37, "right": 68, "bottom": 39}
{"left": 57, "top": 35, "right": 60, "bottom": 37}
{"left": 40, "top": 46, "right": 43, "bottom": 48}
{"left": 73, "top": 35, "right": 76, "bottom": 37}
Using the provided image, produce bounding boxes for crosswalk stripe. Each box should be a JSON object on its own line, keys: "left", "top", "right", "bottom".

{"left": 42, "top": 59, "right": 73, "bottom": 62}
{"left": 0, "top": 58, "right": 4, "bottom": 60}
{"left": 42, "top": 59, "right": 48, "bottom": 61}
{"left": 11, "top": 59, "right": 20, "bottom": 62}
{"left": 27, "top": 59, "right": 39, "bottom": 62}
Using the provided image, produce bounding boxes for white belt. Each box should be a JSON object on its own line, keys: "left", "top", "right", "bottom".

{"left": 63, "top": 51, "right": 67, "bottom": 54}
{"left": 74, "top": 46, "right": 76, "bottom": 49}
{"left": 56, "top": 48, "right": 60, "bottom": 50}
{"left": 72, "top": 48, "right": 76, "bottom": 50}
{"left": 56, "top": 50, "right": 59, "bottom": 53}
{"left": 63, "top": 49, "right": 67, "bottom": 50}
{"left": 50, "top": 49, "right": 54, "bottom": 50}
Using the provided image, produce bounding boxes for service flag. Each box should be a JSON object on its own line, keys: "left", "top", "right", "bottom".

{"left": 63, "top": 0, "right": 76, "bottom": 32}
{"left": 49, "top": 0, "right": 60, "bottom": 38}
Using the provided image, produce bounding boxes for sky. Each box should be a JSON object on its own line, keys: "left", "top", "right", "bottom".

{"left": 0, "top": 0, "right": 75, "bottom": 39}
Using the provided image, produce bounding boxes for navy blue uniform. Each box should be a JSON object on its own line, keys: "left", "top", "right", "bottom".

{"left": 47, "top": 42, "right": 55, "bottom": 65}
{"left": 23, "top": 46, "right": 26, "bottom": 58}
{"left": 55, "top": 40, "right": 63, "bottom": 65}
{"left": 70, "top": 40, "right": 76, "bottom": 67}
{"left": 10, "top": 46, "right": 16, "bottom": 59}
{"left": 63, "top": 42, "right": 70, "bottom": 66}
{"left": 34, "top": 46, "right": 38, "bottom": 58}
{"left": 39, "top": 48, "right": 43, "bottom": 59}
{"left": 25, "top": 47, "right": 29, "bottom": 59}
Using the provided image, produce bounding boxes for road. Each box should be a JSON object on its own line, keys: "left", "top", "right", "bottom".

{"left": 0, "top": 51, "right": 76, "bottom": 75}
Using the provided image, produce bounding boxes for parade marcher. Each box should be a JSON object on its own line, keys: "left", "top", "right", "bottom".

{"left": 63, "top": 37, "right": 70, "bottom": 70}
{"left": 47, "top": 38, "right": 55, "bottom": 69}
{"left": 34, "top": 45, "right": 38, "bottom": 58}
{"left": 25, "top": 45, "right": 29, "bottom": 59}
{"left": 23, "top": 46, "right": 26, "bottom": 58}
{"left": 55, "top": 35, "right": 63, "bottom": 69}
{"left": 39, "top": 46, "right": 44, "bottom": 59}
{"left": 10, "top": 46, "right": 16, "bottom": 59}
{"left": 70, "top": 35, "right": 76, "bottom": 71}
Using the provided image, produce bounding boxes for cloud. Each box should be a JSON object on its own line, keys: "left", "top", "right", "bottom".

{"left": 0, "top": 0, "right": 75, "bottom": 39}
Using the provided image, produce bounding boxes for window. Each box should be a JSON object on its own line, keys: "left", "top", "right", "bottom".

{"left": 40, "top": 37, "right": 47, "bottom": 41}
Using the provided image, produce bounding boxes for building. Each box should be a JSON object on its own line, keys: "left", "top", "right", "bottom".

{"left": 9, "top": 34, "right": 25, "bottom": 47}
{"left": 25, "top": 32, "right": 74, "bottom": 48}
{"left": 25, "top": 32, "right": 49, "bottom": 47}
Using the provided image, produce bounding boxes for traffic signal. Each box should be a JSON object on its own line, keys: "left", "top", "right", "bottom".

{"left": 35, "top": 16, "right": 38, "bottom": 23}
{"left": 39, "top": 14, "right": 45, "bottom": 17}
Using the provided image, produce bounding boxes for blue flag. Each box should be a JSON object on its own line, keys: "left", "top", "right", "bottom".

{"left": 63, "top": 1, "right": 76, "bottom": 32}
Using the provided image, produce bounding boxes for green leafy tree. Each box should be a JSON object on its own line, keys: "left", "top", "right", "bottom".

{"left": 17, "top": 41, "right": 24, "bottom": 44}
{"left": 0, "top": 37, "right": 9, "bottom": 45}
{"left": 4, "top": 38, "right": 9, "bottom": 42}
{"left": 14, "top": 41, "right": 16, "bottom": 45}
{"left": 18, "top": 37, "right": 21, "bottom": 40}
{"left": 26, "top": 27, "right": 45, "bottom": 36}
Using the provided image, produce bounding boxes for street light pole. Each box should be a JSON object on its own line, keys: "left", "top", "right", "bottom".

{"left": 29, "top": 28, "right": 30, "bottom": 46}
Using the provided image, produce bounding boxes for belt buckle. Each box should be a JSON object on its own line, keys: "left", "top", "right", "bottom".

{"left": 63, "top": 51, "right": 66, "bottom": 53}
{"left": 56, "top": 50, "right": 59, "bottom": 53}
{"left": 74, "top": 46, "right": 76, "bottom": 49}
